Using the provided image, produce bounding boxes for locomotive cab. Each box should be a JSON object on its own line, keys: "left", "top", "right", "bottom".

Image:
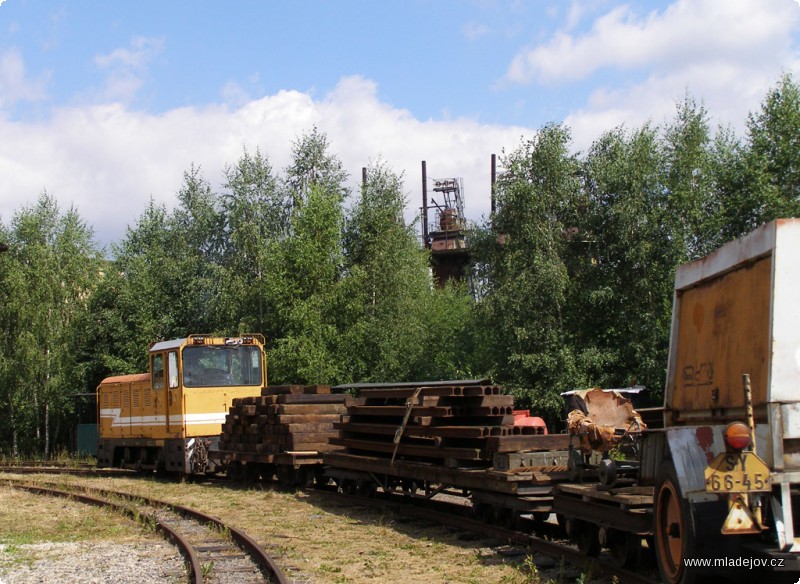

{"left": 97, "top": 334, "right": 267, "bottom": 474}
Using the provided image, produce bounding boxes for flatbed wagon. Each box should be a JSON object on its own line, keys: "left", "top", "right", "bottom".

{"left": 213, "top": 448, "right": 325, "bottom": 486}
{"left": 323, "top": 450, "right": 568, "bottom": 524}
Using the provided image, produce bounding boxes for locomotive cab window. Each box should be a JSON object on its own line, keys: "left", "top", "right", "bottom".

{"left": 168, "top": 351, "right": 179, "bottom": 389}
{"left": 152, "top": 354, "right": 165, "bottom": 389}
{"left": 182, "top": 345, "right": 262, "bottom": 388}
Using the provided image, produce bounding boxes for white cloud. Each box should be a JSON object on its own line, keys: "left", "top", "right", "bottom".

{"left": 220, "top": 80, "right": 252, "bottom": 108}
{"left": 0, "top": 75, "right": 531, "bottom": 249}
{"left": 463, "top": 21, "right": 490, "bottom": 41}
{"left": 93, "top": 37, "right": 164, "bottom": 103}
{"left": 0, "top": 48, "right": 49, "bottom": 108}
{"left": 564, "top": 0, "right": 604, "bottom": 31}
{"left": 94, "top": 36, "right": 163, "bottom": 70}
{"left": 506, "top": 0, "right": 799, "bottom": 85}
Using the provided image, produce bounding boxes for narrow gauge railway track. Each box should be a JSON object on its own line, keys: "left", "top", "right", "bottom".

{"left": 314, "top": 485, "right": 660, "bottom": 584}
{"left": 0, "top": 463, "right": 135, "bottom": 477}
{"left": 5, "top": 480, "right": 289, "bottom": 584}
{"left": 0, "top": 459, "right": 94, "bottom": 467}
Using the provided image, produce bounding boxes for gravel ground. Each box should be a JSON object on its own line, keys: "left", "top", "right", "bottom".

{"left": 0, "top": 540, "right": 186, "bottom": 584}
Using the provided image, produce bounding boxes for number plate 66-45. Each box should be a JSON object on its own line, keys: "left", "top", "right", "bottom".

{"left": 704, "top": 451, "right": 771, "bottom": 493}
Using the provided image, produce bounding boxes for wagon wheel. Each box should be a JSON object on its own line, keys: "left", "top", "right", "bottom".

{"left": 226, "top": 461, "right": 244, "bottom": 481}
{"left": 240, "top": 463, "right": 260, "bottom": 482}
{"left": 258, "top": 463, "right": 277, "bottom": 482}
{"left": 530, "top": 512, "right": 550, "bottom": 535}
{"left": 473, "top": 502, "right": 494, "bottom": 524}
{"left": 356, "top": 479, "right": 377, "bottom": 497}
{"left": 654, "top": 463, "right": 698, "bottom": 584}
{"left": 606, "top": 529, "right": 642, "bottom": 568}
{"left": 295, "top": 466, "right": 315, "bottom": 488}
{"left": 553, "top": 513, "right": 568, "bottom": 537}
{"left": 401, "top": 479, "right": 419, "bottom": 495}
{"left": 574, "top": 520, "right": 601, "bottom": 556}
{"left": 498, "top": 507, "right": 521, "bottom": 530}
{"left": 276, "top": 465, "right": 298, "bottom": 488}
{"left": 340, "top": 478, "right": 358, "bottom": 495}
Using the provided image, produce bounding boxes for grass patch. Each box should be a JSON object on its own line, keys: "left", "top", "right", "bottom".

{"left": 0, "top": 488, "right": 147, "bottom": 545}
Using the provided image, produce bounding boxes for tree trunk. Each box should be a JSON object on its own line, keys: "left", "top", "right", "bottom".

{"left": 33, "top": 381, "right": 40, "bottom": 451}
{"left": 10, "top": 401, "right": 18, "bottom": 457}
{"left": 44, "top": 402, "right": 50, "bottom": 459}
{"left": 44, "top": 344, "right": 51, "bottom": 458}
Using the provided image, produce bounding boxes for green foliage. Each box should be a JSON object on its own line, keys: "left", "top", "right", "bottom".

{"left": 268, "top": 182, "right": 347, "bottom": 384}
{"left": 471, "top": 124, "right": 583, "bottom": 420}
{"left": 661, "top": 94, "right": 716, "bottom": 259}
{"left": 574, "top": 124, "right": 674, "bottom": 401}
{"left": 264, "top": 129, "right": 351, "bottom": 384}
{"left": 218, "top": 149, "right": 285, "bottom": 334}
{"left": 747, "top": 73, "right": 800, "bottom": 215}
{"left": 0, "top": 193, "right": 101, "bottom": 456}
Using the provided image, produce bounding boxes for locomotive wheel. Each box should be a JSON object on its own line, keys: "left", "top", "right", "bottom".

{"left": 574, "top": 520, "right": 601, "bottom": 556}
{"left": 654, "top": 464, "right": 698, "bottom": 584}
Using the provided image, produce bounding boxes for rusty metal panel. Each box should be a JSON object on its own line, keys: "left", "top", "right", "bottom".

{"left": 672, "top": 256, "right": 772, "bottom": 413}
{"left": 666, "top": 219, "right": 800, "bottom": 417}
{"left": 667, "top": 426, "right": 724, "bottom": 495}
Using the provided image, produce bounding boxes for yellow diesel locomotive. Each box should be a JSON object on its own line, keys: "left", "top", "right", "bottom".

{"left": 96, "top": 334, "right": 267, "bottom": 474}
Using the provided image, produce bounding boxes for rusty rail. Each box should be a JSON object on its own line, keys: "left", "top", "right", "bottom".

{"left": 10, "top": 482, "right": 289, "bottom": 584}
{"left": 13, "top": 484, "right": 203, "bottom": 583}
{"left": 0, "top": 464, "right": 134, "bottom": 477}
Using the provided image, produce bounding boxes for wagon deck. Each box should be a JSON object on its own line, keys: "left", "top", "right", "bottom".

{"left": 552, "top": 483, "right": 654, "bottom": 535}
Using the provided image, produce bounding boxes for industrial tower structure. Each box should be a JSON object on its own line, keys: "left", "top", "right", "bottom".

{"left": 420, "top": 161, "right": 471, "bottom": 288}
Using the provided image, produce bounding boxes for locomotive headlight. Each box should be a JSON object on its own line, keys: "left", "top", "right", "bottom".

{"left": 724, "top": 421, "right": 751, "bottom": 451}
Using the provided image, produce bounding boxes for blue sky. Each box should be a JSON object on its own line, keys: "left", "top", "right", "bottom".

{"left": 2, "top": 0, "right": 799, "bottom": 247}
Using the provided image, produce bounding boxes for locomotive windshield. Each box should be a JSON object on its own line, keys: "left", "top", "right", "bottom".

{"left": 182, "top": 344, "right": 262, "bottom": 388}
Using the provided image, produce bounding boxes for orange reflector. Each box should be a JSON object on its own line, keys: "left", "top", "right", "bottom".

{"left": 724, "top": 422, "right": 751, "bottom": 451}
